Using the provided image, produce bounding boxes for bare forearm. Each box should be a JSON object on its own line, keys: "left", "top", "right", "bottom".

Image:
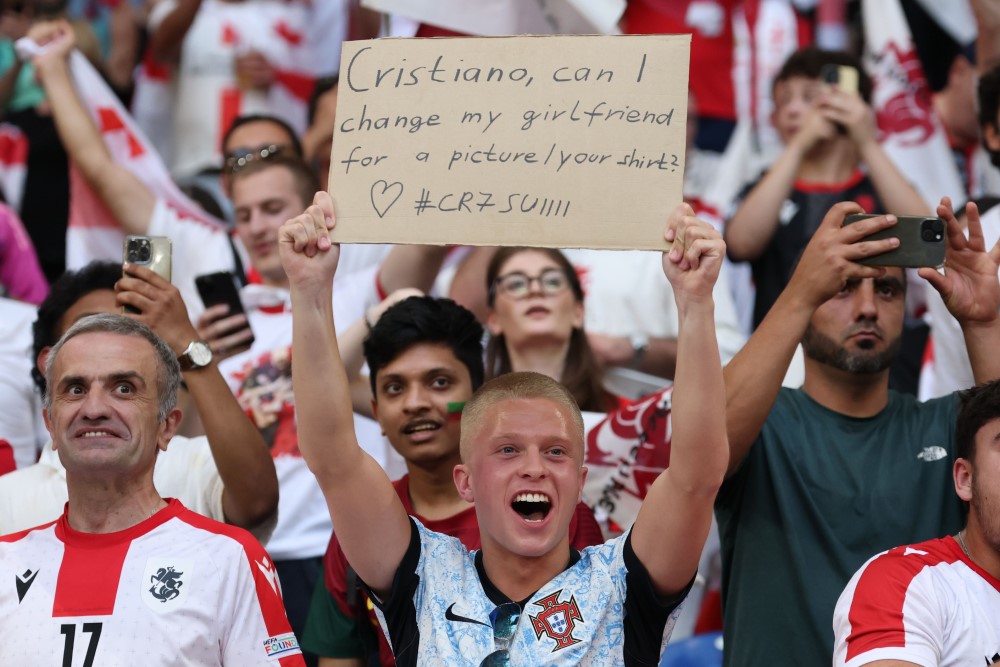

{"left": 725, "top": 146, "right": 804, "bottom": 261}
{"left": 447, "top": 246, "right": 497, "bottom": 323}
{"left": 964, "top": 319, "right": 1000, "bottom": 384}
{"left": 103, "top": 3, "right": 139, "bottom": 91}
{"left": 630, "top": 298, "right": 725, "bottom": 595}
{"left": 858, "top": 141, "right": 932, "bottom": 215}
{"left": 36, "top": 55, "right": 104, "bottom": 167}
{"left": 972, "top": 0, "right": 1000, "bottom": 72}
{"left": 183, "top": 365, "right": 278, "bottom": 529}
{"left": 36, "top": 54, "right": 153, "bottom": 231}
{"left": 634, "top": 337, "right": 677, "bottom": 379}
{"left": 669, "top": 299, "right": 728, "bottom": 489}
{"left": 290, "top": 283, "right": 409, "bottom": 593}
{"left": 724, "top": 288, "right": 812, "bottom": 475}
{"left": 378, "top": 244, "right": 448, "bottom": 294}
{"left": 149, "top": 0, "right": 201, "bottom": 61}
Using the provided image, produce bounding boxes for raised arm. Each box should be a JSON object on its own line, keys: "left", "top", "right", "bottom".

{"left": 281, "top": 193, "right": 410, "bottom": 597}
{"left": 30, "top": 20, "right": 154, "bottom": 233}
{"left": 116, "top": 264, "right": 278, "bottom": 530}
{"left": 972, "top": 0, "right": 1000, "bottom": 73}
{"left": 447, "top": 246, "right": 497, "bottom": 323}
{"left": 823, "top": 88, "right": 932, "bottom": 215}
{"left": 920, "top": 197, "right": 1000, "bottom": 385}
{"left": 725, "top": 106, "right": 833, "bottom": 261}
{"left": 148, "top": 0, "right": 201, "bottom": 62}
{"left": 723, "top": 202, "right": 901, "bottom": 475}
{"left": 628, "top": 204, "right": 727, "bottom": 596}
{"left": 376, "top": 244, "right": 449, "bottom": 296}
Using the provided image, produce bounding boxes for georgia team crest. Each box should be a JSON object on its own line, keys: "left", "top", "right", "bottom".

{"left": 142, "top": 557, "right": 193, "bottom": 612}
{"left": 529, "top": 589, "right": 584, "bottom": 651}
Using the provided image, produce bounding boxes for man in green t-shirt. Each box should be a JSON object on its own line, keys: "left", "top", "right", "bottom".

{"left": 717, "top": 199, "right": 1000, "bottom": 665}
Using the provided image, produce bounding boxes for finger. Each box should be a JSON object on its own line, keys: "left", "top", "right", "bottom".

{"left": 963, "top": 201, "right": 985, "bottom": 251}
{"left": 918, "top": 266, "right": 947, "bottom": 294}
{"left": 840, "top": 213, "right": 897, "bottom": 242}
{"left": 844, "top": 263, "right": 888, "bottom": 281}
{"left": 116, "top": 275, "right": 160, "bottom": 305}
{"left": 122, "top": 261, "right": 172, "bottom": 288}
{"left": 289, "top": 218, "right": 315, "bottom": 254}
{"left": 305, "top": 203, "right": 333, "bottom": 250}
{"left": 116, "top": 291, "right": 150, "bottom": 316}
{"left": 684, "top": 237, "right": 725, "bottom": 270}
{"left": 844, "top": 237, "right": 900, "bottom": 262}
{"left": 822, "top": 201, "right": 866, "bottom": 232}
{"left": 313, "top": 191, "right": 335, "bottom": 225}
{"left": 214, "top": 326, "right": 254, "bottom": 355}
{"left": 988, "top": 234, "right": 1000, "bottom": 268}
{"left": 205, "top": 313, "right": 251, "bottom": 340}
{"left": 667, "top": 209, "right": 697, "bottom": 263}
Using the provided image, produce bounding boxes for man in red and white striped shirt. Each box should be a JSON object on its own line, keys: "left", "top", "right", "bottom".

{"left": 0, "top": 313, "right": 304, "bottom": 666}
{"left": 833, "top": 379, "right": 1000, "bottom": 666}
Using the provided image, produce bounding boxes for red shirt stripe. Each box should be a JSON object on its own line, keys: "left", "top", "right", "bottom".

{"left": 845, "top": 538, "right": 962, "bottom": 660}
{"left": 51, "top": 500, "right": 184, "bottom": 617}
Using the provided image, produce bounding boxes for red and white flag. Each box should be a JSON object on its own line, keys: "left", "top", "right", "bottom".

{"left": 0, "top": 124, "right": 28, "bottom": 214}
{"left": 583, "top": 386, "right": 673, "bottom": 529}
{"left": 861, "top": 0, "right": 964, "bottom": 209}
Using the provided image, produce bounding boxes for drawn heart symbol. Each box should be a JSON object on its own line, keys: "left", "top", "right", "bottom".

{"left": 370, "top": 180, "right": 403, "bottom": 218}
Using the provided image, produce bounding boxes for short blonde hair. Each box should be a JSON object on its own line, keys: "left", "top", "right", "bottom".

{"left": 459, "top": 371, "right": 584, "bottom": 462}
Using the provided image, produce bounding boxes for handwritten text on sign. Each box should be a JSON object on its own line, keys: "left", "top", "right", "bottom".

{"left": 328, "top": 35, "right": 690, "bottom": 251}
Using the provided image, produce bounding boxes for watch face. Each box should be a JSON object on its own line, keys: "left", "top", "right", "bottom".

{"left": 190, "top": 342, "right": 212, "bottom": 366}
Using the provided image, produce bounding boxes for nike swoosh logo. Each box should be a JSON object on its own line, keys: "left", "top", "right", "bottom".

{"left": 16, "top": 569, "right": 38, "bottom": 603}
{"left": 445, "top": 603, "right": 490, "bottom": 627}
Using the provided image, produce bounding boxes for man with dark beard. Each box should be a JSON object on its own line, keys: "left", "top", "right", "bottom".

{"left": 714, "top": 198, "right": 1000, "bottom": 666}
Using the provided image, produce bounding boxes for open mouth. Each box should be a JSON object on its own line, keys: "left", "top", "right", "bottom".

{"left": 74, "top": 427, "right": 120, "bottom": 439}
{"left": 402, "top": 420, "right": 441, "bottom": 435}
{"left": 511, "top": 492, "right": 552, "bottom": 523}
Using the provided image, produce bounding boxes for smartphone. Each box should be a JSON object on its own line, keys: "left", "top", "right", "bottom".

{"left": 821, "top": 64, "right": 859, "bottom": 95}
{"left": 195, "top": 271, "right": 255, "bottom": 350}
{"left": 123, "top": 236, "right": 172, "bottom": 313}
{"left": 844, "top": 214, "right": 946, "bottom": 267}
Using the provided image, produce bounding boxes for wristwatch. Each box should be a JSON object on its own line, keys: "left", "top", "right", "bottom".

{"left": 178, "top": 340, "right": 213, "bottom": 371}
{"left": 629, "top": 332, "right": 649, "bottom": 367}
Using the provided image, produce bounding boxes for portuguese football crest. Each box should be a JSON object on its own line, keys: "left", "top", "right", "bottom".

{"left": 529, "top": 589, "right": 583, "bottom": 651}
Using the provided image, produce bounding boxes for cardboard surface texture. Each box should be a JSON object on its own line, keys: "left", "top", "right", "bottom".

{"left": 329, "top": 34, "right": 690, "bottom": 251}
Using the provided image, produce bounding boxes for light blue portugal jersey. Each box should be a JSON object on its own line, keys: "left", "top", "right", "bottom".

{"left": 370, "top": 518, "right": 691, "bottom": 666}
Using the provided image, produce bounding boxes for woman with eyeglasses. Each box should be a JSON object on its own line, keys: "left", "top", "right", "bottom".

{"left": 485, "top": 246, "right": 621, "bottom": 413}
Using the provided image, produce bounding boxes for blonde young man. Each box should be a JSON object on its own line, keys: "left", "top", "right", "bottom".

{"left": 280, "top": 198, "right": 729, "bottom": 665}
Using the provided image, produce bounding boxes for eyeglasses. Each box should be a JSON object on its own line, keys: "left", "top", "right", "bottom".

{"left": 479, "top": 602, "right": 522, "bottom": 667}
{"left": 492, "top": 269, "right": 571, "bottom": 301}
{"left": 223, "top": 144, "right": 283, "bottom": 174}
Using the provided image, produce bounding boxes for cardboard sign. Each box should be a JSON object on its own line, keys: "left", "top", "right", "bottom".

{"left": 329, "top": 35, "right": 690, "bottom": 251}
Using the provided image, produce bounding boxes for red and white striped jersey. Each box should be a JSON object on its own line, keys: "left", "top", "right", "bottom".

{"left": 0, "top": 499, "right": 304, "bottom": 666}
{"left": 833, "top": 536, "right": 1000, "bottom": 666}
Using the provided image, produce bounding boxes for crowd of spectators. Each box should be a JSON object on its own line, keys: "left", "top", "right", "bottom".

{"left": 3, "top": 0, "right": 1000, "bottom": 665}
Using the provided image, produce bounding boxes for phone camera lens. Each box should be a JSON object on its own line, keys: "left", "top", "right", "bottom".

{"left": 922, "top": 219, "right": 944, "bottom": 242}
{"left": 129, "top": 239, "right": 152, "bottom": 263}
